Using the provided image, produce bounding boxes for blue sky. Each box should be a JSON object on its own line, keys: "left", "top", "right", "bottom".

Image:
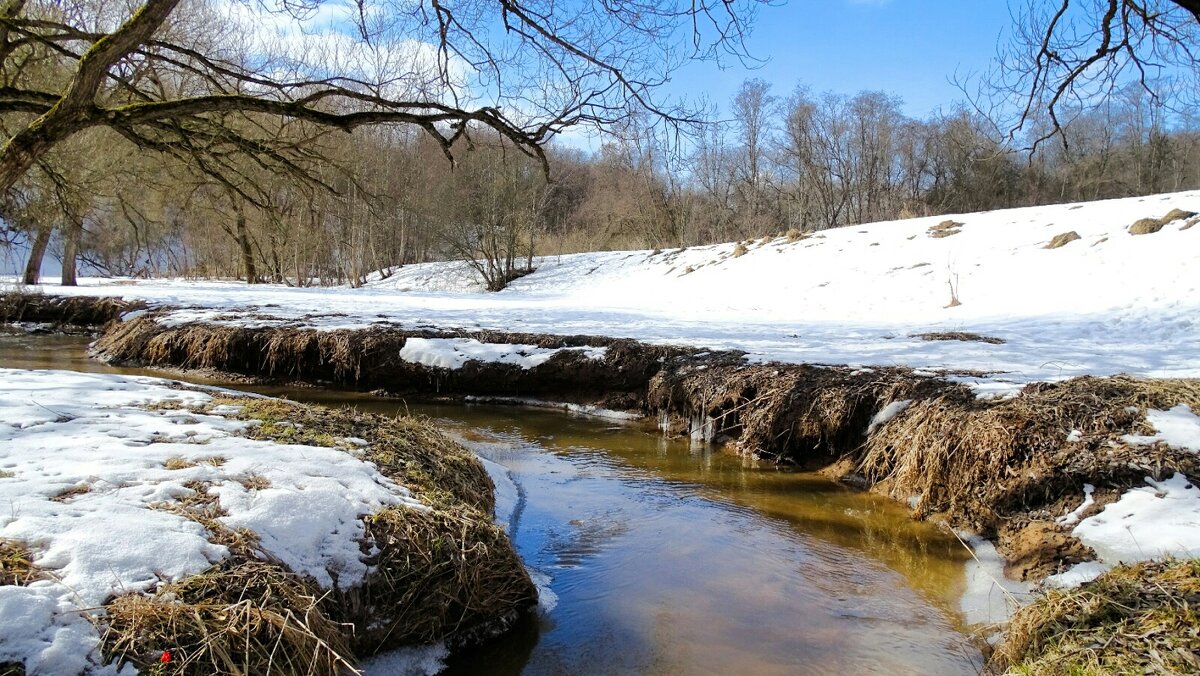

{"left": 670, "top": 0, "right": 1016, "bottom": 119}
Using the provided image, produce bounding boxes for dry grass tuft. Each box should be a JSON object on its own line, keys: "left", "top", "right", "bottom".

{"left": 1045, "top": 231, "right": 1081, "bottom": 249}
{"left": 102, "top": 559, "right": 354, "bottom": 676}
{"left": 1130, "top": 217, "right": 1166, "bottom": 235}
{"left": 731, "top": 243, "right": 748, "bottom": 258}
{"left": 1, "top": 540, "right": 45, "bottom": 586}
{"left": 993, "top": 559, "right": 1200, "bottom": 675}
{"left": 859, "top": 376, "right": 1200, "bottom": 530}
{"left": 928, "top": 219, "right": 963, "bottom": 238}
{"left": 239, "top": 473, "right": 271, "bottom": 491}
{"left": 1130, "top": 209, "right": 1197, "bottom": 235}
{"left": 163, "top": 456, "right": 196, "bottom": 470}
{"left": 913, "top": 331, "right": 1005, "bottom": 345}
{"left": 50, "top": 483, "right": 91, "bottom": 502}
{"left": 337, "top": 505, "right": 536, "bottom": 648}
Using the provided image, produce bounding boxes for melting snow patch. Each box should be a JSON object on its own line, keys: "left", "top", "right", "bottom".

{"left": 360, "top": 643, "right": 450, "bottom": 676}
{"left": 866, "top": 399, "right": 911, "bottom": 434}
{"left": 399, "top": 337, "right": 607, "bottom": 370}
{"left": 1048, "top": 473, "right": 1200, "bottom": 588}
{"left": 1122, "top": 405, "right": 1200, "bottom": 451}
{"left": 959, "top": 533, "right": 1033, "bottom": 626}
{"left": 1056, "top": 483, "right": 1095, "bottom": 527}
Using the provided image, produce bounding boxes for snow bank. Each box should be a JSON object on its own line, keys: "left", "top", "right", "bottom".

{"left": 399, "top": 337, "right": 607, "bottom": 370}
{"left": 0, "top": 369, "right": 424, "bottom": 673}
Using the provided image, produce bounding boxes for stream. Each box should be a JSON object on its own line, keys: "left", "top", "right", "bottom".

{"left": 1, "top": 332, "right": 985, "bottom": 675}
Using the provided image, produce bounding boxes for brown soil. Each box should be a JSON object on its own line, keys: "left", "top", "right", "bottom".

{"left": 997, "top": 522, "right": 1093, "bottom": 581}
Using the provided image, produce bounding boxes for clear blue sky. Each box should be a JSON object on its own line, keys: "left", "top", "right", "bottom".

{"left": 670, "top": 0, "right": 1017, "bottom": 119}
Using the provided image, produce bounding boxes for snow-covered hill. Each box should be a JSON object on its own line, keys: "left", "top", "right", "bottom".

{"left": 10, "top": 190, "right": 1200, "bottom": 387}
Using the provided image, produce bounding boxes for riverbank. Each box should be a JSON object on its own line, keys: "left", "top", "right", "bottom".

{"left": 4, "top": 189, "right": 1199, "bottom": 672}
{"left": 0, "top": 367, "right": 534, "bottom": 674}
{"left": 9, "top": 296, "right": 1200, "bottom": 562}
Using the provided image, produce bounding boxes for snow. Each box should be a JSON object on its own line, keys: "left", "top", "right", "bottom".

{"left": 360, "top": 643, "right": 450, "bottom": 676}
{"left": 399, "top": 337, "right": 607, "bottom": 370}
{"left": 1123, "top": 405, "right": 1200, "bottom": 452}
{"left": 9, "top": 189, "right": 1200, "bottom": 386}
{"left": 0, "top": 369, "right": 425, "bottom": 673}
{"left": 1055, "top": 484, "right": 1095, "bottom": 527}
{"left": 1047, "top": 474, "right": 1200, "bottom": 587}
{"left": 958, "top": 533, "right": 1033, "bottom": 626}
{"left": 463, "top": 395, "right": 642, "bottom": 420}
{"left": 866, "top": 399, "right": 912, "bottom": 434}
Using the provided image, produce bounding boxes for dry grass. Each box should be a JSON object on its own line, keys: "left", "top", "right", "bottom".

{"left": 993, "top": 559, "right": 1200, "bottom": 675}
{"left": 648, "top": 362, "right": 960, "bottom": 465}
{"left": 50, "top": 483, "right": 91, "bottom": 502}
{"left": 858, "top": 376, "right": 1200, "bottom": 530}
{"left": 1045, "top": 231, "right": 1081, "bottom": 249}
{"left": 239, "top": 473, "right": 272, "bottom": 491}
{"left": 732, "top": 243, "right": 748, "bottom": 257}
{"left": 913, "top": 331, "right": 1006, "bottom": 345}
{"left": 219, "top": 397, "right": 494, "bottom": 512}
{"left": 928, "top": 220, "right": 963, "bottom": 238}
{"left": 1130, "top": 209, "right": 1197, "bottom": 235}
{"left": 102, "top": 559, "right": 354, "bottom": 676}
{"left": 1, "top": 540, "right": 44, "bottom": 586}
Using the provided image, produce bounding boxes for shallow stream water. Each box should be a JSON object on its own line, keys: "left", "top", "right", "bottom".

{"left": 1, "top": 333, "right": 984, "bottom": 675}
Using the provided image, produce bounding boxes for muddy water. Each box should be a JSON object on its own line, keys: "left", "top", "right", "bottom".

{"left": 1, "top": 333, "right": 982, "bottom": 675}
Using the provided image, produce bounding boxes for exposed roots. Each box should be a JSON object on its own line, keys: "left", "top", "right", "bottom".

{"left": 992, "top": 559, "right": 1200, "bottom": 675}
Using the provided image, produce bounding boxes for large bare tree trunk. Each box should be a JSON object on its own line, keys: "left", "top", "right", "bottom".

{"left": 60, "top": 219, "right": 81, "bottom": 286}
{"left": 21, "top": 224, "right": 50, "bottom": 284}
{"left": 234, "top": 203, "right": 257, "bottom": 284}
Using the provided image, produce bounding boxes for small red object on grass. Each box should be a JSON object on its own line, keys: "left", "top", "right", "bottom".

{"left": 161, "top": 650, "right": 172, "bottom": 664}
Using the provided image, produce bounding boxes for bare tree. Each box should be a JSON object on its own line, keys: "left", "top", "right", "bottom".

{"left": 988, "top": 0, "right": 1200, "bottom": 149}
{"left": 0, "top": 0, "right": 770, "bottom": 196}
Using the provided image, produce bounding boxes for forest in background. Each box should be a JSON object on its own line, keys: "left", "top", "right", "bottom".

{"left": 3, "top": 0, "right": 1200, "bottom": 290}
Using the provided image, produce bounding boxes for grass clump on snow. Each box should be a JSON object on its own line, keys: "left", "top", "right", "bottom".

{"left": 993, "top": 559, "right": 1200, "bottom": 675}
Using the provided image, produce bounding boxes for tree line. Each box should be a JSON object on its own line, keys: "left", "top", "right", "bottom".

{"left": 3, "top": 0, "right": 1200, "bottom": 290}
